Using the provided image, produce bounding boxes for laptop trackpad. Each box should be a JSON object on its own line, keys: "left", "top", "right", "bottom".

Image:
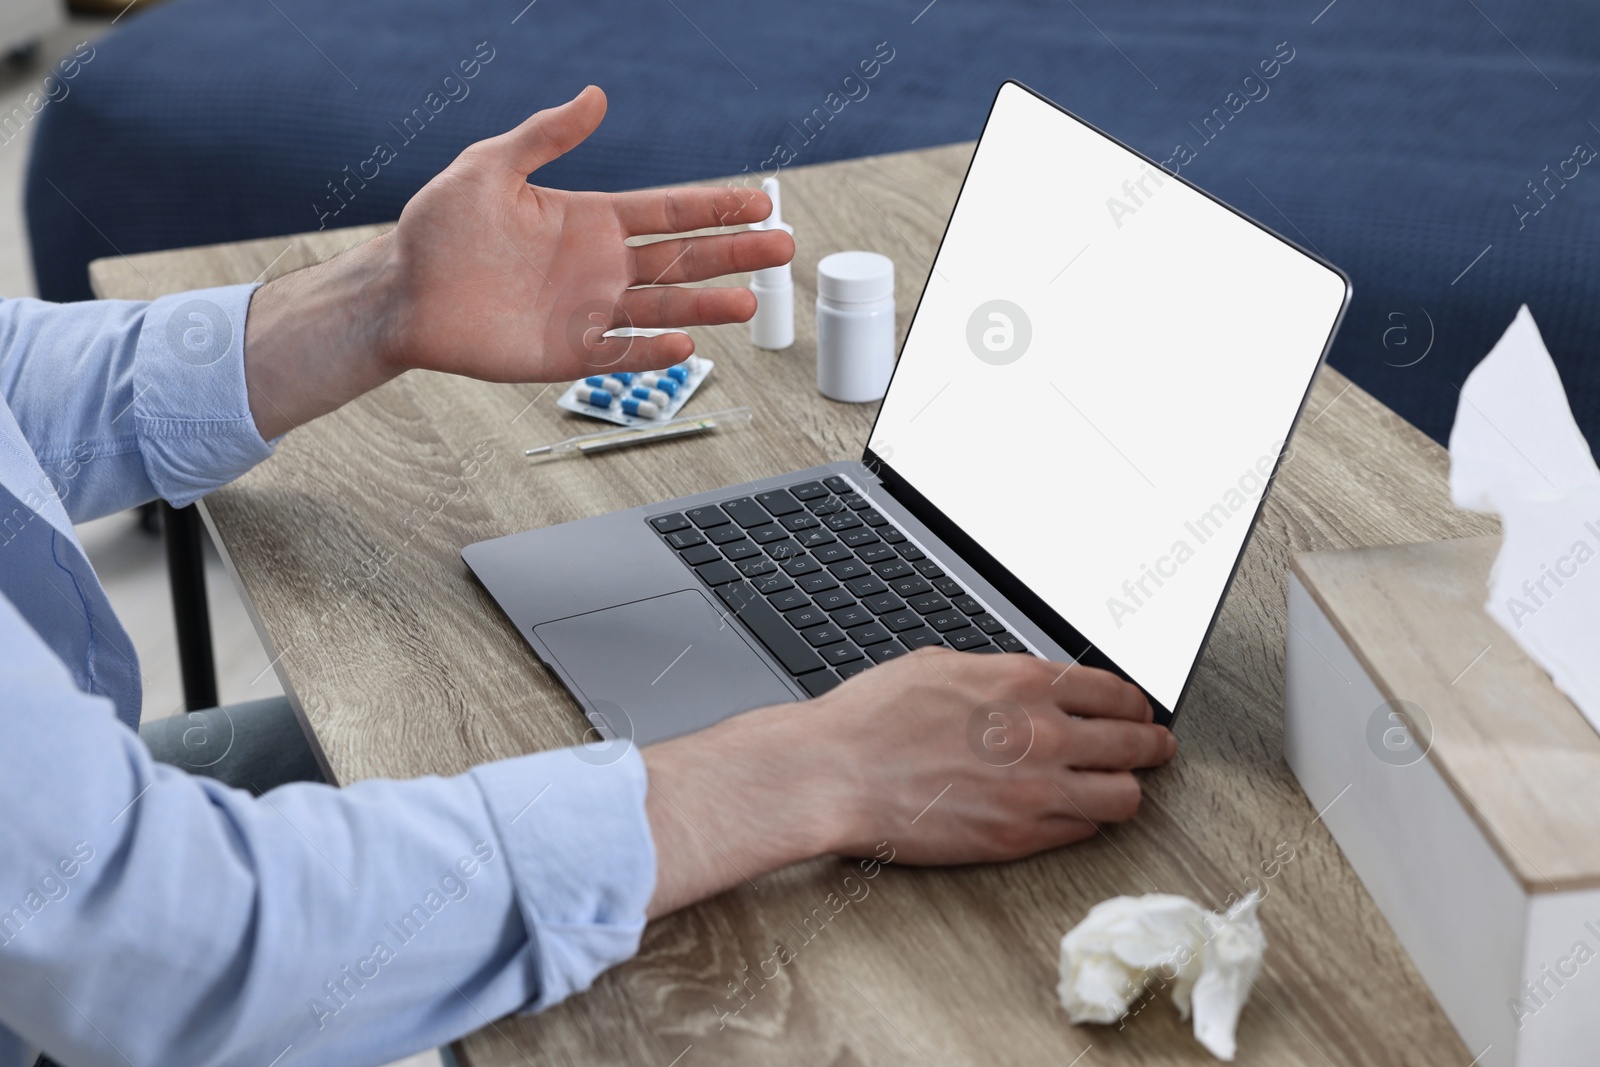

{"left": 534, "top": 589, "right": 795, "bottom": 746}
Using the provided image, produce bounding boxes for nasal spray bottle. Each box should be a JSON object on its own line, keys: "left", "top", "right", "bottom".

{"left": 748, "top": 177, "right": 795, "bottom": 350}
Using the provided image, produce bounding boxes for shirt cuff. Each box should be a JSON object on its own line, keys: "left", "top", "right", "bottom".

{"left": 471, "top": 742, "right": 656, "bottom": 1012}
{"left": 132, "top": 283, "right": 276, "bottom": 507}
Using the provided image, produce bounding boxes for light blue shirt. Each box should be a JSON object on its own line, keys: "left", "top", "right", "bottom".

{"left": 0, "top": 285, "right": 655, "bottom": 1067}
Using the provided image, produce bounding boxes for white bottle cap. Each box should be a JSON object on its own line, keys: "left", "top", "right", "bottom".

{"left": 817, "top": 251, "right": 894, "bottom": 305}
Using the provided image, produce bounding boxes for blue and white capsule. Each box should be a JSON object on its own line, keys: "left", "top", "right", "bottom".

{"left": 620, "top": 397, "right": 661, "bottom": 418}
{"left": 664, "top": 364, "right": 690, "bottom": 384}
{"left": 579, "top": 389, "right": 614, "bottom": 409}
{"left": 637, "top": 372, "right": 679, "bottom": 396}
{"left": 631, "top": 386, "right": 670, "bottom": 406}
{"left": 584, "top": 375, "right": 624, "bottom": 395}
{"left": 607, "top": 371, "right": 636, "bottom": 386}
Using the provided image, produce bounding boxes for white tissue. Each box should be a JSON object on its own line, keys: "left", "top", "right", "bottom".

{"left": 1057, "top": 892, "right": 1265, "bottom": 1060}
{"left": 1448, "top": 306, "right": 1600, "bottom": 734}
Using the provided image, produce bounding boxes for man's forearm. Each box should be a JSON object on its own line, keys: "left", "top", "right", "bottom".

{"left": 243, "top": 234, "right": 404, "bottom": 440}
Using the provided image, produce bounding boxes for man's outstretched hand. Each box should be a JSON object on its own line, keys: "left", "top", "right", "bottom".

{"left": 243, "top": 86, "right": 793, "bottom": 438}
{"left": 382, "top": 85, "right": 792, "bottom": 382}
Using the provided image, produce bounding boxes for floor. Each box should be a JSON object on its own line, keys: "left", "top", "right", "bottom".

{"left": 3, "top": 15, "right": 440, "bottom": 1067}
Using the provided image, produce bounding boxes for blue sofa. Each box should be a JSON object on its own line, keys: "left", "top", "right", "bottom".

{"left": 26, "top": 0, "right": 1600, "bottom": 446}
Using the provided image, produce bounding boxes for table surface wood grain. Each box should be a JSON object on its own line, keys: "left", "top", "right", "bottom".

{"left": 1294, "top": 536, "right": 1600, "bottom": 893}
{"left": 91, "top": 141, "right": 1501, "bottom": 1066}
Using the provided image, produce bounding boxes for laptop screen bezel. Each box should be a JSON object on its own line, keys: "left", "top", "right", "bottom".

{"left": 860, "top": 79, "right": 1352, "bottom": 727}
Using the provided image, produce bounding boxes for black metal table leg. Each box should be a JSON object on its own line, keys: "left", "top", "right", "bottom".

{"left": 161, "top": 501, "right": 218, "bottom": 710}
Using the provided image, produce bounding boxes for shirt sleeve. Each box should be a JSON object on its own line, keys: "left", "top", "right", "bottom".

{"left": 0, "top": 591, "right": 656, "bottom": 1067}
{"left": 0, "top": 285, "right": 274, "bottom": 521}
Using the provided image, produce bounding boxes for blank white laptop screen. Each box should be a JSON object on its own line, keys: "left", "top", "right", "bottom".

{"left": 868, "top": 81, "right": 1349, "bottom": 710}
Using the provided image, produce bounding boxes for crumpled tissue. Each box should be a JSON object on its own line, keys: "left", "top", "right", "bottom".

{"left": 1449, "top": 305, "right": 1600, "bottom": 735}
{"left": 1057, "top": 892, "right": 1265, "bottom": 1060}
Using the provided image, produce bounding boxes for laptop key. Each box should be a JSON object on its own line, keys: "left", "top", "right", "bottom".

{"left": 863, "top": 591, "right": 905, "bottom": 614}
{"left": 857, "top": 542, "right": 895, "bottom": 563}
{"left": 782, "top": 512, "right": 821, "bottom": 531}
{"left": 842, "top": 492, "right": 871, "bottom": 510}
{"left": 784, "top": 605, "right": 829, "bottom": 630}
{"left": 812, "top": 542, "right": 852, "bottom": 564}
{"left": 845, "top": 575, "right": 888, "bottom": 597}
{"left": 972, "top": 614, "right": 1006, "bottom": 634}
{"left": 913, "top": 560, "right": 945, "bottom": 578}
{"left": 665, "top": 528, "right": 707, "bottom": 549}
{"left": 821, "top": 642, "right": 865, "bottom": 666}
{"left": 858, "top": 509, "right": 889, "bottom": 527}
{"left": 880, "top": 527, "right": 907, "bottom": 544}
{"left": 737, "top": 558, "right": 778, "bottom": 578}
{"left": 813, "top": 588, "right": 855, "bottom": 611}
{"left": 927, "top": 610, "right": 969, "bottom": 633}
{"left": 757, "top": 489, "right": 804, "bottom": 517}
{"left": 808, "top": 496, "right": 846, "bottom": 516}
{"left": 841, "top": 527, "right": 880, "bottom": 548}
{"left": 900, "top": 626, "right": 942, "bottom": 649}
{"left": 837, "top": 659, "right": 871, "bottom": 679}
{"left": 680, "top": 543, "right": 722, "bottom": 566}
{"left": 881, "top": 609, "right": 924, "bottom": 633}
{"left": 766, "top": 540, "right": 803, "bottom": 561}
{"left": 804, "top": 625, "right": 847, "bottom": 647}
{"left": 798, "top": 572, "right": 838, "bottom": 594}
{"left": 889, "top": 575, "right": 933, "bottom": 598}
{"left": 867, "top": 641, "right": 908, "bottom": 663}
{"left": 721, "top": 540, "right": 760, "bottom": 561}
{"left": 797, "top": 528, "right": 838, "bottom": 548}
{"left": 908, "top": 592, "right": 951, "bottom": 614}
{"left": 696, "top": 560, "right": 741, "bottom": 585}
{"left": 715, "top": 581, "right": 825, "bottom": 675}
{"left": 753, "top": 573, "right": 794, "bottom": 595}
{"left": 707, "top": 524, "right": 747, "bottom": 545}
{"left": 932, "top": 576, "right": 964, "bottom": 596}
{"left": 824, "top": 475, "right": 852, "bottom": 493}
{"left": 992, "top": 631, "right": 1026, "bottom": 653}
{"left": 769, "top": 588, "right": 809, "bottom": 611}
{"left": 782, "top": 555, "right": 822, "bottom": 578}
{"left": 722, "top": 497, "right": 772, "bottom": 528}
{"left": 750, "top": 524, "right": 790, "bottom": 544}
{"left": 688, "top": 505, "right": 731, "bottom": 529}
{"left": 953, "top": 595, "right": 984, "bottom": 615}
{"left": 828, "top": 558, "right": 870, "bottom": 580}
{"left": 947, "top": 628, "right": 991, "bottom": 651}
{"left": 897, "top": 544, "right": 926, "bottom": 561}
{"left": 650, "top": 513, "right": 691, "bottom": 533}
{"left": 789, "top": 481, "right": 829, "bottom": 501}
{"left": 848, "top": 622, "right": 893, "bottom": 646}
{"left": 830, "top": 605, "right": 874, "bottom": 629}
{"left": 873, "top": 559, "right": 914, "bottom": 580}
{"left": 824, "top": 512, "right": 863, "bottom": 532}
{"left": 799, "top": 670, "right": 841, "bottom": 697}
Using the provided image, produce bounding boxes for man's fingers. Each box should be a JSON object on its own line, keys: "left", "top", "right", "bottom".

{"left": 497, "top": 85, "right": 607, "bottom": 175}
{"left": 617, "top": 285, "right": 757, "bottom": 329}
{"left": 1051, "top": 771, "right": 1144, "bottom": 824}
{"left": 629, "top": 231, "right": 794, "bottom": 286}
{"left": 1043, "top": 663, "right": 1152, "bottom": 722}
{"left": 1056, "top": 718, "right": 1175, "bottom": 770}
{"left": 613, "top": 185, "right": 774, "bottom": 236}
{"left": 579, "top": 331, "right": 695, "bottom": 372}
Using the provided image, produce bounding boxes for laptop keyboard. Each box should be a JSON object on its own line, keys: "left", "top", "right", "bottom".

{"left": 648, "top": 474, "right": 1028, "bottom": 697}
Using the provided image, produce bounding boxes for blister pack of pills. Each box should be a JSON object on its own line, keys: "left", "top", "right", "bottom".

{"left": 556, "top": 355, "right": 713, "bottom": 427}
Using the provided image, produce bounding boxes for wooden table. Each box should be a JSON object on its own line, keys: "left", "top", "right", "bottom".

{"left": 91, "top": 142, "right": 1498, "bottom": 1066}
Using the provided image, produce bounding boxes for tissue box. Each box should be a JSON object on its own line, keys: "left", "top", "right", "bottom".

{"left": 1286, "top": 537, "right": 1600, "bottom": 1067}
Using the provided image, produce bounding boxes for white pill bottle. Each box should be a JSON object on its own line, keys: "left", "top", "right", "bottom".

{"left": 815, "top": 251, "right": 896, "bottom": 403}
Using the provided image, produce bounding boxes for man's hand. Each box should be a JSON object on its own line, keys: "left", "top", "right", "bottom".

{"left": 641, "top": 649, "right": 1176, "bottom": 918}
{"left": 243, "top": 86, "right": 793, "bottom": 439}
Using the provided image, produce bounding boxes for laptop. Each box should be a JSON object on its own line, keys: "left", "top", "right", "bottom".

{"left": 463, "top": 80, "right": 1350, "bottom": 747}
